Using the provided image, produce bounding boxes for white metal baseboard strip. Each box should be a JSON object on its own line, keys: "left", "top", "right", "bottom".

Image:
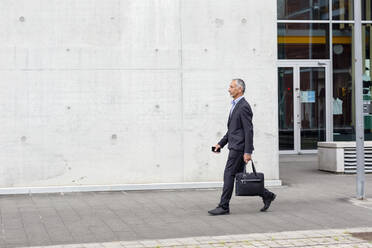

{"left": 0, "top": 180, "right": 282, "bottom": 195}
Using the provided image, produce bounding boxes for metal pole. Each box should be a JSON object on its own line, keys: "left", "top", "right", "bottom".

{"left": 354, "top": 0, "right": 366, "bottom": 199}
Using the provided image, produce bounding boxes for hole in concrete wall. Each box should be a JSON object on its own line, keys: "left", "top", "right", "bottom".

{"left": 155, "top": 48, "right": 159, "bottom": 52}
{"left": 21, "top": 136, "right": 27, "bottom": 142}
{"left": 241, "top": 18, "right": 247, "bottom": 24}
{"left": 156, "top": 164, "right": 160, "bottom": 168}
{"left": 155, "top": 104, "right": 160, "bottom": 109}
{"left": 111, "top": 134, "right": 117, "bottom": 140}
{"left": 67, "top": 106, "right": 71, "bottom": 110}
{"left": 19, "top": 16, "right": 25, "bottom": 22}
{"left": 204, "top": 48, "right": 208, "bottom": 52}
{"left": 216, "top": 132, "right": 222, "bottom": 137}
{"left": 110, "top": 16, "right": 115, "bottom": 20}
{"left": 215, "top": 18, "right": 224, "bottom": 28}
{"left": 205, "top": 104, "right": 209, "bottom": 107}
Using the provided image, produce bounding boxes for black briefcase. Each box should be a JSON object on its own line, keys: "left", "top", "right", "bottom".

{"left": 235, "top": 161, "right": 264, "bottom": 196}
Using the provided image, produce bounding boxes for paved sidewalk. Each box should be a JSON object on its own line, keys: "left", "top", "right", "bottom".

{"left": 19, "top": 227, "right": 372, "bottom": 247}
{"left": 0, "top": 155, "right": 371, "bottom": 247}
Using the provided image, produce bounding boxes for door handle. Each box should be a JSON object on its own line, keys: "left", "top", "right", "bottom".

{"left": 318, "top": 62, "right": 326, "bottom": 66}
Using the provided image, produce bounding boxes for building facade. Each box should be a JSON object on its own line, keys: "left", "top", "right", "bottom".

{"left": 278, "top": 0, "right": 372, "bottom": 154}
{"left": 0, "top": 0, "right": 280, "bottom": 193}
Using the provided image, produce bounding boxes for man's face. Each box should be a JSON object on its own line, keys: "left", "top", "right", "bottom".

{"left": 228, "top": 80, "right": 242, "bottom": 99}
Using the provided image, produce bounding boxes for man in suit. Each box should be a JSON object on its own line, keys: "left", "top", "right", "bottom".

{"left": 208, "top": 79, "right": 276, "bottom": 215}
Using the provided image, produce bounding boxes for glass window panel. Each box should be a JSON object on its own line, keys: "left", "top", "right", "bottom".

{"left": 277, "top": 0, "right": 329, "bottom": 20}
{"left": 332, "top": 0, "right": 353, "bottom": 20}
{"left": 332, "top": 24, "right": 354, "bottom": 141}
{"left": 300, "top": 67, "right": 326, "bottom": 150}
{"left": 332, "top": 24, "right": 372, "bottom": 141}
{"left": 278, "top": 68, "right": 294, "bottom": 150}
{"left": 278, "top": 23, "right": 330, "bottom": 59}
{"left": 362, "top": 25, "right": 372, "bottom": 140}
{"left": 362, "top": 0, "right": 372, "bottom": 20}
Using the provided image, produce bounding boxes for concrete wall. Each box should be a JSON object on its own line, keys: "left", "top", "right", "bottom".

{"left": 0, "top": 0, "right": 280, "bottom": 191}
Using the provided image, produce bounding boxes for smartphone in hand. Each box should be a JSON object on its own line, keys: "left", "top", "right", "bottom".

{"left": 212, "top": 146, "right": 221, "bottom": 153}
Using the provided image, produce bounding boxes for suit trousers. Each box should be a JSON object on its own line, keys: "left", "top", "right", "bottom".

{"left": 218, "top": 149, "right": 272, "bottom": 209}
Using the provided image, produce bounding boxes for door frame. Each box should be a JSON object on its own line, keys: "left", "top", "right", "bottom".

{"left": 278, "top": 60, "right": 332, "bottom": 154}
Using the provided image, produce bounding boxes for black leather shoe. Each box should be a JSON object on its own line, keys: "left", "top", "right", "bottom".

{"left": 260, "top": 193, "right": 276, "bottom": 212}
{"left": 208, "top": 207, "right": 230, "bottom": 215}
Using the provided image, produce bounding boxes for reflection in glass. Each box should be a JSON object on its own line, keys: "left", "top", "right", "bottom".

{"left": 332, "top": 24, "right": 355, "bottom": 141}
{"left": 300, "top": 67, "right": 326, "bottom": 150}
{"left": 332, "top": 24, "right": 372, "bottom": 141}
{"left": 277, "top": 0, "right": 329, "bottom": 20}
{"left": 332, "top": 0, "right": 353, "bottom": 20}
{"left": 278, "top": 68, "right": 294, "bottom": 150}
{"left": 363, "top": 0, "right": 372, "bottom": 20}
{"left": 362, "top": 25, "right": 372, "bottom": 140}
{"left": 278, "top": 23, "right": 330, "bottom": 59}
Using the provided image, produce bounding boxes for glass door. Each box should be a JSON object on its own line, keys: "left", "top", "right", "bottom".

{"left": 278, "top": 67, "right": 294, "bottom": 151}
{"left": 299, "top": 67, "right": 326, "bottom": 150}
{"left": 278, "top": 61, "right": 331, "bottom": 154}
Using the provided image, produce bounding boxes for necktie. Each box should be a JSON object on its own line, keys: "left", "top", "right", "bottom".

{"left": 230, "top": 100, "right": 236, "bottom": 117}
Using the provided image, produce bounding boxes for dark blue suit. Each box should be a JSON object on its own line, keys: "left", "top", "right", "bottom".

{"left": 217, "top": 97, "right": 272, "bottom": 209}
{"left": 218, "top": 97, "right": 254, "bottom": 154}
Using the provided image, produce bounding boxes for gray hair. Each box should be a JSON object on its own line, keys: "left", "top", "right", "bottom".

{"left": 233, "top": 78, "right": 245, "bottom": 93}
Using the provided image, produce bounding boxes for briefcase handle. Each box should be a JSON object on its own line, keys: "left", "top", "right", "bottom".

{"left": 243, "top": 160, "right": 258, "bottom": 176}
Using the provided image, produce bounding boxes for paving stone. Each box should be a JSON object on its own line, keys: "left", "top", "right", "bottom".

{"left": 47, "top": 227, "right": 74, "bottom": 242}
{"left": 14, "top": 229, "right": 372, "bottom": 247}
{"left": 137, "top": 240, "right": 160, "bottom": 246}
{"left": 100, "top": 242, "right": 124, "bottom": 248}
{"left": 62, "top": 245, "right": 87, "bottom": 248}
{"left": 120, "top": 243, "right": 144, "bottom": 248}
{"left": 1, "top": 155, "right": 372, "bottom": 247}
{"left": 2, "top": 218, "right": 24, "bottom": 229}
{"left": 80, "top": 243, "right": 104, "bottom": 248}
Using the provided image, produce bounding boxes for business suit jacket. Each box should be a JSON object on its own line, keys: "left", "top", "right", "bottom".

{"left": 218, "top": 97, "right": 254, "bottom": 154}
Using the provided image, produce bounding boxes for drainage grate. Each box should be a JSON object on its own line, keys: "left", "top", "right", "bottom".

{"left": 344, "top": 148, "right": 372, "bottom": 174}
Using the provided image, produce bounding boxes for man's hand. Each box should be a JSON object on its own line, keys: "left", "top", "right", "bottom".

{"left": 243, "top": 153, "right": 251, "bottom": 163}
{"left": 212, "top": 144, "right": 221, "bottom": 153}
